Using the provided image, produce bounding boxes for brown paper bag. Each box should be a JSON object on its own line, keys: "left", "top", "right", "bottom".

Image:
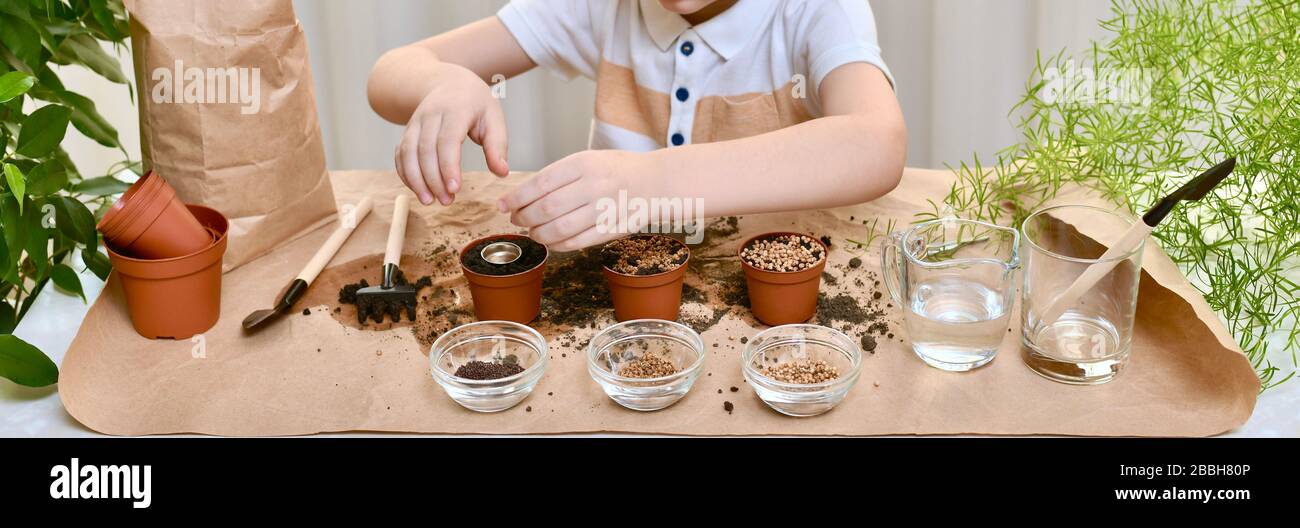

{"left": 126, "top": 0, "right": 336, "bottom": 270}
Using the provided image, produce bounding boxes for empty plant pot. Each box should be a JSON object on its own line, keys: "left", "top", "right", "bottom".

{"left": 740, "top": 232, "right": 828, "bottom": 326}
{"left": 107, "top": 204, "right": 228, "bottom": 339}
{"left": 601, "top": 235, "right": 690, "bottom": 321}
{"left": 460, "top": 234, "right": 548, "bottom": 324}
{"left": 97, "top": 170, "right": 211, "bottom": 259}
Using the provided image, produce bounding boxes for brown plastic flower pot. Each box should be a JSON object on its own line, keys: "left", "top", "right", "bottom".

{"left": 602, "top": 236, "right": 690, "bottom": 322}
{"left": 740, "top": 232, "right": 827, "bottom": 326}
{"left": 460, "top": 234, "right": 547, "bottom": 324}
{"left": 107, "top": 204, "right": 228, "bottom": 339}
{"left": 97, "top": 170, "right": 210, "bottom": 259}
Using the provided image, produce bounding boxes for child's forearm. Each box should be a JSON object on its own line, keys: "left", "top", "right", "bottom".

{"left": 367, "top": 46, "right": 450, "bottom": 124}
{"left": 367, "top": 17, "right": 534, "bottom": 125}
{"left": 647, "top": 113, "right": 907, "bottom": 217}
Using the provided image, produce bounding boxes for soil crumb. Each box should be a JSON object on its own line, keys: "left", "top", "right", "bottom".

{"left": 861, "top": 334, "right": 877, "bottom": 353}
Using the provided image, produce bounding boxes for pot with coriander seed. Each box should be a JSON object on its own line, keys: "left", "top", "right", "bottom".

{"left": 740, "top": 232, "right": 828, "bottom": 326}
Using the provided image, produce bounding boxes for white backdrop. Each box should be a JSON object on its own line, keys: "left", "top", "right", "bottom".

{"left": 294, "top": 0, "right": 1112, "bottom": 172}
{"left": 63, "top": 0, "right": 1113, "bottom": 176}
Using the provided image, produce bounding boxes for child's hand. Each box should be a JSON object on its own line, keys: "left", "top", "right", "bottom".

{"left": 396, "top": 63, "right": 509, "bottom": 206}
{"left": 498, "top": 150, "right": 659, "bottom": 252}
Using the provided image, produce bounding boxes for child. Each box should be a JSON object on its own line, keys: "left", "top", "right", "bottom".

{"left": 368, "top": 0, "right": 906, "bottom": 251}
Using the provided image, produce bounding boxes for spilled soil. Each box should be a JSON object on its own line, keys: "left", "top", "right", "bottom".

{"left": 305, "top": 213, "right": 896, "bottom": 359}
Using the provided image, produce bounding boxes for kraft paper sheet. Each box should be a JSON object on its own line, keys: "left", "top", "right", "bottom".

{"left": 58, "top": 169, "right": 1259, "bottom": 436}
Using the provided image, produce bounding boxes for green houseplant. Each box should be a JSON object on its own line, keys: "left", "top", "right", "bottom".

{"left": 936, "top": 0, "right": 1298, "bottom": 389}
{"left": 0, "top": 0, "right": 136, "bottom": 387}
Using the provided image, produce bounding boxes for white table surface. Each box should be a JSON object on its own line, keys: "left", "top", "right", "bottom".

{"left": 2, "top": 256, "right": 1296, "bottom": 437}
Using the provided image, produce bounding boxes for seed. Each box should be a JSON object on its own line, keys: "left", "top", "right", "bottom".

{"left": 760, "top": 359, "right": 840, "bottom": 384}
{"left": 741, "top": 234, "right": 825, "bottom": 272}
{"left": 618, "top": 353, "right": 679, "bottom": 378}
{"left": 454, "top": 360, "right": 525, "bottom": 380}
{"left": 602, "top": 236, "right": 689, "bottom": 275}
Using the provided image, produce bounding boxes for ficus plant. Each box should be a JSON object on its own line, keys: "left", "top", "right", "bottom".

{"left": 0, "top": 0, "right": 136, "bottom": 387}
{"left": 930, "top": 0, "right": 1299, "bottom": 390}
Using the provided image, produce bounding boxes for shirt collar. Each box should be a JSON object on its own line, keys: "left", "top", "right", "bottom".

{"left": 639, "top": 0, "right": 777, "bottom": 61}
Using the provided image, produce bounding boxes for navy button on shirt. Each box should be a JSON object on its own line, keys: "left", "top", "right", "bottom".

{"left": 671, "top": 133, "right": 685, "bottom": 146}
{"left": 680, "top": 41, "right": 694, "bottom": 56}
{"left": 675, "top": 87, "right": 689, "bottom": 102}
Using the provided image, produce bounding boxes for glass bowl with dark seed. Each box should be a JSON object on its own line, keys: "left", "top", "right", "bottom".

{"left": 430, "top": 321, "right": 548, "bottom": 412}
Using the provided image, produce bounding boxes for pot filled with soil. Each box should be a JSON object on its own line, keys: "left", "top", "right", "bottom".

{"left": 460, "top": 234, "right": 547, "bottom": 323}
{"left": 740, "top": 232, "right": 827, "bottom": 325}
{"left": 97, "top": 170, "right": 211, "bottom": 259}
{"left": 601, "top": 235, "right": 690, "bottom": 321}
{"left": 107, "top": 204, "right": 229, "bottom": 339}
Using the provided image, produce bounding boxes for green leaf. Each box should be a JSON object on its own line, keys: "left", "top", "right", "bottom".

{"left": 0, "top": 228, "right": 9, "bottom": 286}
{"left": 86, "top": 0, "right": 128, "bottom": 41}
{"left": 2, "top": 163, "right": 24, "bottom": 214}
{"left": 0, "top": 334, "right": 59, "bottom": 387}
{"left": 17, "top": 277, "right": 45, "bottom": 320}
{"left": 48, "top": 147, "right": 81, "bottom": 181}
{"left": 53, "top": 33, "right": 128, "bottom": 84}
{"left": 50, "top": 263, "right": 84, "bottom": 301}
{"left": 23, "top": 198, "right": 49, "bottom": 277}
{"left": 0, "top": 194, "right": 24, "bottom": 285}
{"left": 16, "top": 104, "right": 71, "bottom": 158}
{"left": 51, "top": 196, "right": 96, "bottom": 246}
{"left": 82, "top": 247, "right": 111, "bottom": 281}
{"left": 0, "top": 14, "right": 42, "bottom": 70}
{"left": 0, "top": 70, "right": 34, "bottom": 102}
{"left": 0, "top": 300, "right": 14, "bottom": 334}
{"left": 70, "top": 175, "right": 129, "bottom": 196}
{"left": 56, "top": 90, "right": 119, "bottom": 148}
{"left": 24, "top": 160, "right": 69, "bottom": 196}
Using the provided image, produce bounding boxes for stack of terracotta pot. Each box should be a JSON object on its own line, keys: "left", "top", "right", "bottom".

{"left": 96, "top": 171, "right": 229, "bottom": 339}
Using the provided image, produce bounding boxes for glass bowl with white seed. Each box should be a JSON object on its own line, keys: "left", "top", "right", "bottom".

{"left": 742, "top": 324, "right": 862, "bottom": 417}
{"left": 587, "top": 319, "right": 706, "bottom": 411}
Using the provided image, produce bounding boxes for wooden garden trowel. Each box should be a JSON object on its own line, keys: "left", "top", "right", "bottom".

{"left": 242, "top": 196, "right": 374, "bottom": 331}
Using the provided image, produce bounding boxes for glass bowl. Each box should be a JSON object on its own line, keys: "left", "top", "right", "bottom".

{"left": 429, "top": 321, "right": 548, "bottom": 412}
{"left": 742, "top": 324, "right": 862, "bottom": 417}
{"left": 587, "top": 319, "right": 706, "bottom": 411}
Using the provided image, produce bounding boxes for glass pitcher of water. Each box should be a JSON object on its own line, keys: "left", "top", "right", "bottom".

{"left": 881, "top": 218, "right": 1020, "bottom": 371}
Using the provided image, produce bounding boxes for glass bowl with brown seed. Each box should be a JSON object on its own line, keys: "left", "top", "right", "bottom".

{"left": 741, "top": 324, "right": 862, "bottom": 417}
{"left": 430, "top": 321, "right": 548, "bottom": 412}
{"left": 587, "top": 319, "right": 706, "bottom": 411}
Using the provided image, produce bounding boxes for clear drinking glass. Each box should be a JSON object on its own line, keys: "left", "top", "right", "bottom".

{"left": 1020, "top": 205, "right": 1143, "bottom": 384}
{"left": 881, "top": 217, "right": 1020, "bottom": 371}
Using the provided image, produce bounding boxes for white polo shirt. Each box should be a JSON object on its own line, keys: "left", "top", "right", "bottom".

{"left": 498, "top": 0, "right": 892, "bottom": 151}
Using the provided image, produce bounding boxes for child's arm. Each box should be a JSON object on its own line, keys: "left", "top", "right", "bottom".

{"left": 367, "top": 17, "right": 534, "bottom": 206}
{"left": 499, "top": 63, "right": 907, "bottom": 251}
